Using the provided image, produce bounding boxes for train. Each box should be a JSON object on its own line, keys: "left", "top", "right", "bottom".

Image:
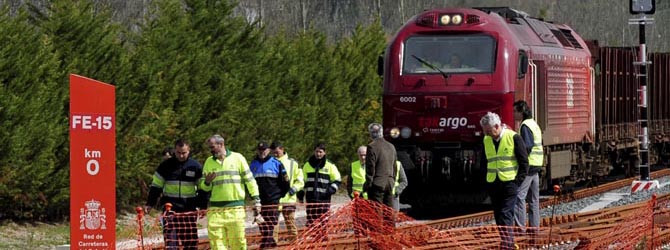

{"left": 378, "top": 7, "right": 670, "bottom": 212}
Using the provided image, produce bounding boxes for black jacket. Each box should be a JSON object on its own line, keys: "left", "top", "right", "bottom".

{"left": 304, "top": 155, "right": 341, "bottom": 202}
{"left": 146, "top": 157, "right": 209, "bottom": 212}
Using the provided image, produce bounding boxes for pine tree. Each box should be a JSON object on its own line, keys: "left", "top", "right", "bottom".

{"left": 0, "top": 5, "right": 65, "bottom": 219}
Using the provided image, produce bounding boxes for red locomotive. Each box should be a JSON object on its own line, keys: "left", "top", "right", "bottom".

{"left": 379, "top": 7, "right": 670, "bottom": 212}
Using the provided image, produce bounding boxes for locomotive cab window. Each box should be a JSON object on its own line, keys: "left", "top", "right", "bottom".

{"left": 402, "top": 35, "right": 496, "bottom": 75}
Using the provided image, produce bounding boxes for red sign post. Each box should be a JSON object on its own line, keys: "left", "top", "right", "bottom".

{"left": 70, "top": 74, "right": 116, "bottom": 249}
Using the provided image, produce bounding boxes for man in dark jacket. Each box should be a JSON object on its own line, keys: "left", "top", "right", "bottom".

{"left": 249, "top": 141, "right": 290, "bottom": 248}
{"left": 146, "top": 139, "right": 208, "bottom": 250}
{"left": 364, "top": 123, "right": 397, "bottom": 208}
{"left": 303, "top": 143, "right": 341, "bottom": 228}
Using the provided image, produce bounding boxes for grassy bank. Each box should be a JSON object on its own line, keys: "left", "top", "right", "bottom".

{"left": 0, "top": 221, "right": 69, "bottom": 249}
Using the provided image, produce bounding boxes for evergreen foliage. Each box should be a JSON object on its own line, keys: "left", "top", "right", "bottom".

{"left": 0, "top": 0, "right": 385, "bottom": 220}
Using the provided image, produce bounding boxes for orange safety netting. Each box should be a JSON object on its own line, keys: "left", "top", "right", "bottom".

{"left": 127, "top": 194, "right": 670, "bottom": 249}
{"left": 290, "top": 197, "right": 439, "bottom": 249}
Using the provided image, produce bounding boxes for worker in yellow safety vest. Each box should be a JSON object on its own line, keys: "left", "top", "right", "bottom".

{"left": 480, "top": 112, "right": 528, "bottom": 249}
{"left": 348, "top": 146, "right": 368, "bottom": 199}
{"left": 200, "top": 134, "right": 260, "bottom": 250}
{"left": 270, "top": 141, "right": 304, "bottom": 242}
{"left": 392, "top": 160, "right": 408, "bottom": 211}
{"left": 513, "top": 100, "right": 543, "bottom": 230}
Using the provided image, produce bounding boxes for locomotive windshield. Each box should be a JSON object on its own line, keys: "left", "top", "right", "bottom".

{"left": 402, "top": 34, "right": 496, "bottom": 75}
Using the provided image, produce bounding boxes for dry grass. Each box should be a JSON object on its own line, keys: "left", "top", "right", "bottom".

{"left": 0, "top": 220, "right": 69, "bottom": 249}
{"left": 0, "top": 212, "right": 145, "bottom": 249}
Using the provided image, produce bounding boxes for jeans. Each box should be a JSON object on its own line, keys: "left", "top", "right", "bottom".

{"left": 515, "top": 172, "right": 540, "bottom": 228}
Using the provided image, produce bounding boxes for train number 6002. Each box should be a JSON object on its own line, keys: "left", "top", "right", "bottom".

{"left": 399, "top": 96, "right": 416, "bottom": 103}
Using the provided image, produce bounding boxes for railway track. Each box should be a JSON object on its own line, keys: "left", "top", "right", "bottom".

{"left": 319, "top": 184, "right": 670, "bottom": 250}
{"left": 149, "top": 169, "right": 670, "bottom": 249}
{"left": 289, "top": 193, "right": 670, "bottom": 250}
{"left": 412, "top": 193, "right": 670, "bottom": 249}
{"left": 414, "top": 168, "right": 670, "bottom": 230}
{"left": 267, "top": 169, "right": 670, "bottom": 249}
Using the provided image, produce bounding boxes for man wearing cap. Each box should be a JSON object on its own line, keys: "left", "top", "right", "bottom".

{"left": 271, "top": 141, "right": 303, "bottom": 242}
{"left": 250, "top": 141, "right": 290, "bottom": 248}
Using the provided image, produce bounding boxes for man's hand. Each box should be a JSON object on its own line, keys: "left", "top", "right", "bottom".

{"left": 253, "top": 202, "right": 262, "bottom": 216}
{"left": 253, "top": 202, "right": 263, "bottom": 224}
{"left": 196, "top": 208, "right": 206, "bottom": 220}
{"left": 253, "top": 214, "right": 264, "bottom": 224}
{"left": 204, "top": 172, "right": 217, "bottom": 185}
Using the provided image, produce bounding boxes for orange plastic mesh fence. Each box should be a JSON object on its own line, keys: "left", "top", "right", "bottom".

{"left": 290, "top": 197, "right": 439, "bottom": 249}
{"left": 130, "top": 194, "right": 670, "bottom": 249}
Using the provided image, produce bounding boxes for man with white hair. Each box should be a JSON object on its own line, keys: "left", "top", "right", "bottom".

{"left": 364, "top": 123, "right": 397, "bottom": 208}
{"left": 201, "top": 134, "right": 260, "bottom": 250}
{"left": 480, "top": 112, "right": 528, "bottom": 249}
{"left": 348, "top": 146, "right": 368, "bottom": 199}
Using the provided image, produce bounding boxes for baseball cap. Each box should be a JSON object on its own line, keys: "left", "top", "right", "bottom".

{"left": 257, "top": 141, "right": 269, "bottom": 150}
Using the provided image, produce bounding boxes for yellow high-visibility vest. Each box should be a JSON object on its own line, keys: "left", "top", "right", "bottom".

{"left": 350, "top": 160, "right": 367, "bottom": 199}
{"left": 484, "top": 130, "right": 519, "bottom": 182}
{"left": 278, "top": 154, "right": 303, "bottom": 204}
{"left": 393, "top": 161, "right": 401, "bottom": 195}
{"left": 199, "top": 150, "right": 259, "bottom": 207}
{"left": 521, "top": 119, "right": 544, "bottom": 167}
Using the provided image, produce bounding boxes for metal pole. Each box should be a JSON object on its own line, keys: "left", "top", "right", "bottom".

{"left": 548, "top": 185, "right": 560, "bottom": 245}
{"left": 135, "top": 206, "right": 145, "bottom": 250}
{"left": 635, "top": 17, "right": 651, "bottom": 180}
{"left": 630, "top": 15, "right": 653, "bottom": 180}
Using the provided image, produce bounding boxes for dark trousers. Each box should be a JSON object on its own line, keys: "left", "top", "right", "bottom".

{"left": 488, "top": 179, "right": 518, "bottom": 249}
{"left": 260, "top": 204, "right": 280, "bottom": 248}
{"left": 367, "top": 182, "right": 394, "bottom": 208}
{"left": 163, "top": 212, "right": 198, "bottom": 250}
{"left": 368, "top": 183, "right": 395, "bottom": 232}
{"left": 306, "top": 203, "right": 330, "bottom": 242}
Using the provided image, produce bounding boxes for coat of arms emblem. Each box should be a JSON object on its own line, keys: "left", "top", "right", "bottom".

{"left": 80, "top": 199, "right": 107, "bottom": 230}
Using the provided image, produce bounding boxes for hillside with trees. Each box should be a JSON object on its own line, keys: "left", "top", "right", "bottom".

{"left": 0, "top": 0, "right": 385, "bottom": 220}
{"left": 1, "top": 0, "right": 668, "bottom": 221}
{"left": 3, "top": 0, "right": 669, "bottom": 51}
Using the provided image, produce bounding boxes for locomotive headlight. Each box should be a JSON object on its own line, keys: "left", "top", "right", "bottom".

{"left": 630, "top": 0, "right": 655, "bottom": 14}
{"left": 400, "top": 127, "right": 412, "bottom": 138}
{"left": 451, "top": 14, "right": 463, "bottom": 25}
{"left": 439, "top": 15, "right": 451, "bottom": 25}
{"left": 390, "top": 127, "right": 400, "bottom": 138}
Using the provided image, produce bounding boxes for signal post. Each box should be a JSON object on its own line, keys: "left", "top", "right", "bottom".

{"left": 629, "top": 0, "right": 659, "bottom": 192}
